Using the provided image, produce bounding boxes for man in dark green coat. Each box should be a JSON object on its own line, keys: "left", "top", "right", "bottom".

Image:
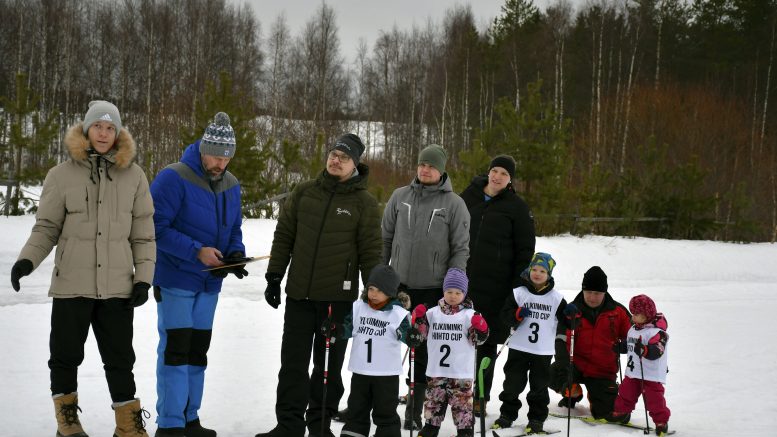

{"left": 256, "top": 134, "right": 382, "bottom": 437}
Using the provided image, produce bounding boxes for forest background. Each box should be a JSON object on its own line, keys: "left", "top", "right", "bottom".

{"left": 1, "top": 0, "right": 775, "bottom": 242}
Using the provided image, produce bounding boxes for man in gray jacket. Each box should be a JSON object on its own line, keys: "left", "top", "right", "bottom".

{"left": 381, "top": 144, "right": 470, "bottom": 429}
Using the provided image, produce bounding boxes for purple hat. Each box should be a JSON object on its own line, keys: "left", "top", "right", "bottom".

{"left": 443, "top": 268, "right": 469, "bottom": 295}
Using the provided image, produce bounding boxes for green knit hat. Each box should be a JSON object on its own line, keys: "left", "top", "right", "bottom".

{"left": 418, "top": 144, "right": 448, "bottom": 173}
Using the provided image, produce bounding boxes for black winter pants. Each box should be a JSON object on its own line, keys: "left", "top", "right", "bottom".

{"left": 275, "top": 297, "right": 350, "bottom": 436}
{"left": 549, "top": 361, "right": 619, "bottom": 419}
{"left": 340, "top": 373, "right": 401, "bottom": 437}
{"left": 498, "top": 349, "right": 552, "bottom": 423}
{"left": 49, "top": 297, "right": 136, "bottom": 402}
{"left": 405, "top": 287, "right": 443, "bottom": 385}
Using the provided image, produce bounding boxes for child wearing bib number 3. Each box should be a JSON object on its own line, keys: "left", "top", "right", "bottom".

{"left": 406, "top": 268, "right": 490, "bottom": 437}
{"left": 493, "top": 252, "right": 571, "bottom": 434}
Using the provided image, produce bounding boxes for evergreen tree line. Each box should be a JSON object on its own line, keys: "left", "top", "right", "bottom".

{"left": 1, "top": 0, "right": 775, "bottom": 242}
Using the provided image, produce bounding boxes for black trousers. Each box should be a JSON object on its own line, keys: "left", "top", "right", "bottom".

{"left": 475, "top": 343, "right": 498, "bottom": 401}
{"left": 275, "top": 297, "right": 350, "bottom": 436}
{"left": 498, "top": 349, "right": 552, "bottom": 423}
{"left": 341, "top": 373, "right": 401, "bottom": 437}
{"left": 405, "top": 287, "right": 443, "bottom": 385}
{"left": 49, "top": 297, "right": 136, "bottom": 402}
{"left": 549, "top": 361, "right": 619, "bottom": 419}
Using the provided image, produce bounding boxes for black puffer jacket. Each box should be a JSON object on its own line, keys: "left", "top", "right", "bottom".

{"left": 268, "top": 164, "right": 382, "bottom": 302}
{"left": 460, "top": 175, "right": 535, "bottom": 343}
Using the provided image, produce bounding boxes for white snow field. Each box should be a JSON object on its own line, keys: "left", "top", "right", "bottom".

{"left": 1, "top": 215, "right": 776, "bottom": 436}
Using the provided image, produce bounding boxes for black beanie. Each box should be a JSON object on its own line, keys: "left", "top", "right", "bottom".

{"left": 582, "top": 266, "right": 608, "bottom": 292}
{"left": 367, "top": 264, "right": 400, "bottom": 297}
{"left": 489, "top": 155, "right": 516, "bottom": 179}
{"left": 330, "top": 133, "right": 366, "bottom": 165}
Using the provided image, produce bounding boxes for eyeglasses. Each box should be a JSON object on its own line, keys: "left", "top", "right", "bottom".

{"left": 328, "top": 150, "right": 352, "bottom": 163}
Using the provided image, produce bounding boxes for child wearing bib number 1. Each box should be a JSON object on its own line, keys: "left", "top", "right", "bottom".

{"left": 406, "top": 268, "right": 490, "bottom": 437}
{"left": 492, "top": 252, "right": 571, "bottom": 434}
{"left": 338, "top": 264, "right": 412, "bottom": 437}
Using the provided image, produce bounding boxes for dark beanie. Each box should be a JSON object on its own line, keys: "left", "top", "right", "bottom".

{"left": 330, "top": 133, "right": 366, "bottom": 165}
{"left": 489, "top": 155, "right": 516, "bottom": 179}
{"left": 367, "top": 264, "right": 400, "bottom": 297}
{"left": 418, "top": 144, "right": 448, "bottom": 173}
{"left": 582, "top": 266, "right": 608, "bottom": 292}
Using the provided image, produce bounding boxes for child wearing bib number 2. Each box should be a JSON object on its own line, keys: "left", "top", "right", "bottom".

{"left": 407, "top": 268, "right": 490, "bottom": 437}
{"left": 492, "top": 252, "right": 571, "bottom": 434}
{"left": 339, "top": 264, "right": 412, "bottom": 437}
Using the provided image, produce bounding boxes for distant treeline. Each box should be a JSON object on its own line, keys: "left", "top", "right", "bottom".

{"left": 1, "top": 0, "right": 775, "bottom": 242}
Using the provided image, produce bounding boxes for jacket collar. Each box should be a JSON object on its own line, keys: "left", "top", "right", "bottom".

{"left": 64, "top": 123, "right": 136, "bottom": 169}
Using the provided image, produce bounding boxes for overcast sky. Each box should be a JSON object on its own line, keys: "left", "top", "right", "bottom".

{"left": 238, "top": 0, "right": 564, "bottom": 62}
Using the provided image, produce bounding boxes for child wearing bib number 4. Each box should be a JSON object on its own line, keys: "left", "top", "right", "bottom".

{"left": 610, "top": 294, "right": 670, "bottom": 436}
{"left": 493, "top": 252, "right": 570, "bottom": 434}
{"left": 407, "top": 268, "right": 490, "bottom": 437}
{"left": 339, "top": 264, "right": 412, "bottom": 437}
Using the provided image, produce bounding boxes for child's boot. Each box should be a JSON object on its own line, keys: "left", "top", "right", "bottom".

{"left": 655, "top": 422, "right": 669, "bottom": 436}
{"left": 490, "top": 415, "right": 513, "bottom": 429}
{"left": 417, "top": 423, "right": 439, "bottom": 437}
{"left": 456, "top": 429, "right": 474, "bottom": 437}
{"left": 112, "top": 398, "right": 149, "bottom": 437}
{"left": 53, "top": 393, "right": 89, "bottom": 437}
{"left": 606, "top": 411, "right": 631, "bottom": 424}
{"left": 526, "top": 420, "right": 544, "bottom": 434}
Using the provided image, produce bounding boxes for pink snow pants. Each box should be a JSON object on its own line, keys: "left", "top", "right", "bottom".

{"left": 613, "top": 376, "right": 671, "bottom": 425}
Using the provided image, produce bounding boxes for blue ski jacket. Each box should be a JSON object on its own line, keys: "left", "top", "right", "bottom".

{"left": 150, "top": 141, "right": 244, "bottom": 292}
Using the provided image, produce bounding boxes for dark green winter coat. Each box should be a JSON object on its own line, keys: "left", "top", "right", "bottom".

{"left": 267, "top": 163, "right": 382, "bottom": 301}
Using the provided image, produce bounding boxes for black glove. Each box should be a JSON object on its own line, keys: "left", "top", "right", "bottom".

{"left": 634, "top": 337, "right": 647, "bottom": 358}
{"left": 211, "top": 252, "right": 249, "bottom": 279}
{"left": 406, "top": 326, "right": 424, "bottom": 348}
{"left": 320, "top": 318, "right": 345, "bottom": 343}
{"left": 264, "top": 272, "right": 282, "bottom": 309}
{"left": 127, "top": 282, "right": 150, "bottom": 308}
{"left": 612, "top": 339, "right": 627, "bottom": 354}
{"left": 10, "top": 259, "right": 33, "bottom": 292}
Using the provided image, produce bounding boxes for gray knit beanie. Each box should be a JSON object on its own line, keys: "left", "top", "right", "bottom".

{"left": 200, "top": 112, "right": 237, "bottom": 158}
{"left": 418, "top": 144, "right": 448, "bottom": 173}
{"left": 367, "top": 264, "right": 401, "bottom": 297}
{"left": 82, "top": 100, "right": 122, "bottom": 135}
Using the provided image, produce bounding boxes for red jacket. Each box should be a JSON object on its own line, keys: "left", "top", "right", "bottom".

{"left": 561, "top": 291, "right": 631, "bottom": 379}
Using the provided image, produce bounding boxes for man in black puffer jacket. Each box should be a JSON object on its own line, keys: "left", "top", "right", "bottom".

{"left": 459, "top": 155, "right": 536, "bottom": 414}
{"left": 256, "top": 134, "right": 382, "bottom": 437}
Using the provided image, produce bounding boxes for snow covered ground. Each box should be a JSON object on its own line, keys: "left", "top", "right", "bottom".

{"left": 1, "top": 215, "right": 776, "bottom": 436}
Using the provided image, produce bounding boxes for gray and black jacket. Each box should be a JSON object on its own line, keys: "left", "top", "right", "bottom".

{"left": 382, "top": 174, "right": 470, "bottom": 289}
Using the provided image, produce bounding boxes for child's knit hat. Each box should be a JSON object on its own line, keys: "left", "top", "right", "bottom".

{"left": 443, "top": 268, "right": 468, "bottom": 295}
{"left": 367, "top": 264, "right": 400, "bottom": 297}
{"left": 529, "top": 252, "right": 556, "bottom": 276}
{"left": 629, "top": 294, "right": 657, "bottom": 321}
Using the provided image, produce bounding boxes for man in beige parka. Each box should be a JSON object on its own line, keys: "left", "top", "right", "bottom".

{"left": 10, "top": 100, "right": 156, "bottom": 437}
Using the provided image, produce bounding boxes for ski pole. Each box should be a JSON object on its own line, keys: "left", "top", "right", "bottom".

{"left": 639, "top": 350, "right": 650, "bottom": 435}
{"left": 408, "top": 311, "right": 417, "bottom": 437}
{"left": 477, "top": 356, "right": 489, "bottom": 437}
{"left": 609, "top": 316, "right": 623, "bottom": 384}
{"left": 322, "top": 304, "right": 332, "bottom": 437}
{"left": 566, "top": 315, "right": 578, "bottom": 437}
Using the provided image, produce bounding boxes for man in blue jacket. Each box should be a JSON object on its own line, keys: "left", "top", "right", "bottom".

{"left": 150, "top": 112, "right": 246, "bottom": 437}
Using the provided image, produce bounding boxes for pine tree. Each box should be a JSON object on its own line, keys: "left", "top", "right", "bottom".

{"left": 1, "top": 73, "right": 58, "bottom": 215}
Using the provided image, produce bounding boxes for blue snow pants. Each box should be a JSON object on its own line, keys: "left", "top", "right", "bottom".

{"left": 155, "top": 286, "right": 219, "bottom": 428}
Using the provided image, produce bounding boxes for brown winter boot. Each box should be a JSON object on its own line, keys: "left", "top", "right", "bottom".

{"left": 112, "top": 398, "right": 150, "bottom": 437}
{"left": 53, "top": 393, "right": 89, "bottom": 437}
